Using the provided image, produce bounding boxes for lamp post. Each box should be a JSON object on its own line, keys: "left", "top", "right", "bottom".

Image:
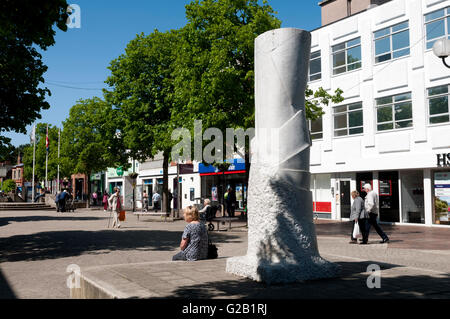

{"left": 432, "top": 38, "right": 450, "bottom": 68}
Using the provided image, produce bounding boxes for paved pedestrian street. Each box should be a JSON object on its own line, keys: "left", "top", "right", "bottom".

{"left": 0, "top": 209, "right": 449, "bottom": 299}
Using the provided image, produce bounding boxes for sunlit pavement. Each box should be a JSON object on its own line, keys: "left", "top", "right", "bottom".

{"left": 0, "top": 209, "right": 449, "bottom": 299}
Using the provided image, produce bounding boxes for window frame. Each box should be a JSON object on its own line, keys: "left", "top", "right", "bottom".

{"left": 331, "top": 37, "right": 362, "bottom": 76}
{"left": 309, "top": 116, "right": 323, "bottom": 141}
{"left": 309, "top": 50, "right": 322, "bottom": 82}
{"left": 375, "top": 92, "right": 414, "bottom": 132}
{"left": 427, "top": 84, "right": 450, "bottom": 125}
{"left": 424, "top": 7, "right": 450, "bottom": 50}
{"left": 374, "top": 21, "right": 410, "bottom": 64}
{"left": 333, "top": 102, "right": 364, "bottom": 138}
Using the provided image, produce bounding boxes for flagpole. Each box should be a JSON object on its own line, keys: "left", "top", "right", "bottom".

{"left": 57, "top": 128, "right": 60, "bottom": 192}
{"left": 31, "top": 124, "right": 36, "bottom": 202}
{"left": 45, "top": 124, "right": 48, "bottom": 191}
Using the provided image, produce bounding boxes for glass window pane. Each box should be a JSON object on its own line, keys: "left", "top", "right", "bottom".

{"left": 375, "top": 37, "right": 391, "bottom": 55}
{"left": 425, "top": 9, "right": 445, "bottom": 23}
{"left": 332, "top": 43, "right": 345, "bottom": 53}
{"left": 428, "top": 85, "right": 448, "bottom": 96}
{"left": 347, "top": 38, "right": 360, "bottom": 47}
{"left": 378, "top": 123, "right": 393, "bottom": 131}
{"left": 377, "top": 106, "right": 393, "bottom": 122}
{"left": 333, "top": 66, "right": 346, "bottom": 75}
{"left": 348, "top": 61, "right": 362, "bottom": 71}
{"left": 347, "top": 46, "right": 361, "bottom": 64}
{"left": 311, "top": 118, "right": 323, "bottom": 133}
{"left": 334, "top": 105, "right": 347, "bottom": 113}
{"left": 448, "top": 16, "right": 450, "bottom": 35}
{"left": 311, "top": 51, "right": 320, "bottom": 59}
{"left": 429, "top": 96, "right": 449, "bottom": 115}
{"left": 310, "top": 73, "right": 321, "bottom": 81}
{"left": 333, "top": 51, "right": 346, "bottom": 68}
{"left": 430, "top": 115, "right": 450, "bottom": 124}
{"left": 349, "top": 102, "right": 362, "bottom": 110}
{"left": 349, "top": 127, "right": 363, "bottom": 135}
{"left": 427, "top": 39, "right": 436, "bottom": 50}
{"left": 392, "top": 21, "right": 409, "bottom": 32}
{"left": 311, "top": 133, "right": 323, "bottom": 140}
{"left": 392, "top": 30, "right": 410, "bottom": 51}
{"left": 334, "top": 114, "right": 347, "bottom": 129}
{"left": 395, "top": 93, "right": 411, "bottom": 102}
{"left": 395, "top": 102, "right": 412, "bottom": 121}
{"left": 334, "top": 129, "right": 348, "bottom": 137}
{"left": 395, "top": 120, "right": 413, "bottom": 128}
{"left": 310, "top": 58, "right": 321, "bottom": 76}
{"left": 377, "top": 96, "right": 392, "bottom": 106}
{"left": 393, "top": 48, "right": 410, "bottom": 58}
{"left": 374, "top": 28, "right": 390, "bottom": 39}
{"left": 426, "top": 19, "right": 445, "bottom": 41}
{"left": 375, "top": 53, "right": 391, "bottom": 63}
{"left": 349, "top": 111, "right": 363, "bottom": 127}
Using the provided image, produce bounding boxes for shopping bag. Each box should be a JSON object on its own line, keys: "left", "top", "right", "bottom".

{"left": 352, "top": 221, "right": 360, "bottom": 238}
{"left": 118, "top": 210, "right": 126, "bottom": 221}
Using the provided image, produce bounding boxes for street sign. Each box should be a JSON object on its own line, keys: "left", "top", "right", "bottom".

{"left": 116, "top": 167, "right": 124, "bottom": 176}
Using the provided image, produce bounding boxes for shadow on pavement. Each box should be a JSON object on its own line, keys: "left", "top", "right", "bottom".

{"left": 0, "top": 215, "right": 105, "bottom": 226}
{"left": 0, "top": 230, "right": 241, "bottom": 263}
{"left": 167, "top": 261, "right": 450, "bottom": 299}
{"left": 0, "top": 268, "right": 16, "bottom": 299}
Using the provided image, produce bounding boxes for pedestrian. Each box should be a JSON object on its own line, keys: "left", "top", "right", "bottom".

{"left": 59, "top": 189, "right": 68, "bottom": 212}
{"left": 92, "top": 191, "right": 98, "bottom": 206}
{"left": 55, "top": 191, "right": 61, "bottom": 212}
{"left": 225, "top": 187, "right": 236, "bottom": 217}
{"left": 350, "top": 190, "right": 369, "bottom": 244}
{"left": 172, "top": 205, "right": 209, "bottom": 261}
{"left": 142, "top": 190, "right": 149, "bottom": 212}
{"left": 168, "top": 189, "right": 173, "bottom": 211}
{"left": 108, "top": 187, "right": 122, "bottom": 229}
{"left": 364, "top": 184, "right": 390, "bottom": 243}
{"left": 102, "top": 190, "right": 109, "bottom": 212}
{"left": 152, "top": 191, "right": 161, "bottom": 212}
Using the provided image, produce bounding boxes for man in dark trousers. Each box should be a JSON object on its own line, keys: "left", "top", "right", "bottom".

{"left": 59, "top": 190, "right": 69, "bottom": 212}
{"left": 364, "top": 184, "right": 390, "bottom": 244}
{"left": 226, "top": 187, "right": 236, "bottom": 217}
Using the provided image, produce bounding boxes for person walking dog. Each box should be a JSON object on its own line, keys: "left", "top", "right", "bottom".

{"left": 364, "top": 184, "right": 390, "bottom": 244}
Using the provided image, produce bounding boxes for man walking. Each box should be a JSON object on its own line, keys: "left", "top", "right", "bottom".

{"left": 364, "top": 184, "right": 389, "bottom": 244}
{"left": 152, "top": 191, "right": 161, "bottom": 212}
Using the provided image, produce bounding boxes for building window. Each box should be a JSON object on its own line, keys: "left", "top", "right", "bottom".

{"left": 333, "top": 102, "right": 363, "bottom": 137}
{"left": 332, "top": 37, "right": 361, "bottom": 75}
{"left": 374, "top": 21, "right": 410, "bottom": 63}
{"left": 376, "top": 92, "right": 413, "bottom": 131}
{"left": 425, "top": 7, "right": 450, "bottom": 50}
{"left": 309, "top": 51, "right": 321, "bottom": 82}
{"left": 309, "top": 117, "right": 323, "bottom": 140}
{"left": 428, "top": 85, "right": 449, "bottom": 124}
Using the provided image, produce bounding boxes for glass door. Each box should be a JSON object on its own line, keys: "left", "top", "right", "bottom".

{"left": 339, "top": 180, "right": 351, "bottom": 219}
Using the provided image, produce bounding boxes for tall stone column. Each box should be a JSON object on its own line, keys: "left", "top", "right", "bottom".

{"left": 226, "top": 28, "right": 340, "bottom": 284}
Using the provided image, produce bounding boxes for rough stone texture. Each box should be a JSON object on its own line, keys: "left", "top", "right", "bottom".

{"left": 226, "top": 28, "right": 340, "bottom": 284}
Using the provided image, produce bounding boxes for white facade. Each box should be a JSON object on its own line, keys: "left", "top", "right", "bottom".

{"left": 308, "top": 0, "right": 450, "bottom": 226}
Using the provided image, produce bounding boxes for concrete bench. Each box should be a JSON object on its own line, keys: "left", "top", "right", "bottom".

{"left": 211, "top": 217, "right": 241, "bottom": 231}
{"left": 133, "top": 212, "right": 169, "bottom": 222}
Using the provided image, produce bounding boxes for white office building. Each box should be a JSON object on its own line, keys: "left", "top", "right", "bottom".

{"left": 308, "top": 0, "right": 450, "bottom": 226}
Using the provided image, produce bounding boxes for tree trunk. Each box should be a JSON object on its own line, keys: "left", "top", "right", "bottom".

{"left": 86, "top": 173, "right": 91, "bottom": 209}
{"left": 162, "top": 150, "right": 170, "bottom": 216}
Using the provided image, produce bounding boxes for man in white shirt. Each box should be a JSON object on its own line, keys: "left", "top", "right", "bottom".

{"left": 364, "top": 184, "right": 390, "bottom": 244}
{"left": 152, "top": 191, "right": 161, "bottom": 212}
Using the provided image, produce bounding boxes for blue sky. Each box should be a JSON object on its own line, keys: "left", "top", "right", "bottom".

{"left": 5, "top": 0, "right": 322, "bottom": 146}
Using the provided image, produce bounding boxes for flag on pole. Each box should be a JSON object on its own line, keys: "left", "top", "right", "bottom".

{"left": 46, "top": 125, "right": 49, "bottom": 153}
{"left": 30, "top": 124, "right": 36, "bottom": 143}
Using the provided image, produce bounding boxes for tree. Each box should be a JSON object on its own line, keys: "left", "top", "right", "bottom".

{"left": 0, "top": 0, "right": 69, "bottom": 147}
{"left": 105, "top": 30, "right": 180, "bottom": 214}
{"left": 172, "top": 0, "right": 344, "bottom": 207}
{"left": 61, "top": 98, "right": 129, "bottom": 207}
{"left": 1, "top": 180, "right": 16, "bottom": 193}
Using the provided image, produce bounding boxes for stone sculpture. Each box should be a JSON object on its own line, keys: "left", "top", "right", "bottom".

{"left": 226, "top": 28, "right": 340, "bottom": 284}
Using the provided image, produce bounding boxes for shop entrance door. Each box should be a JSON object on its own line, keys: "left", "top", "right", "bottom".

{"left": 379, "top": 171, "right": 400, "bottom": 223}
{"left": 339, "top": 180, "right": 351, "bottom": 219}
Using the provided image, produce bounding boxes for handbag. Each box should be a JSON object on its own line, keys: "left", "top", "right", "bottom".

{"left": 207, "top": 239, "right": 218, "bottom": 259}
{"left": 118, "top": 210, "right": 126, "bottom": 221}
{"left": 352, "top": 221, "right": 360, "bottom": 238}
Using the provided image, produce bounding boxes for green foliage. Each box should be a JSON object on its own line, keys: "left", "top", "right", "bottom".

{"left": 0, "top": 0, "right": 69, "bottom": 146}
{"left": 1, "top": 179, "right": 16, "bottom": 193}
{"left": 305, "top": 86, "right": 344, "bottom": 120}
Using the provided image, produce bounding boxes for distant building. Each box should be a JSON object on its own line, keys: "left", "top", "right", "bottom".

{"left": 11, "top": 154, "right": 25, "bottom": 188}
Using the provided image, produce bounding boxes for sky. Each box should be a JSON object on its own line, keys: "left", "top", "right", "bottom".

{"left": 4, "top": 0, "right": 322, "bottom": 146}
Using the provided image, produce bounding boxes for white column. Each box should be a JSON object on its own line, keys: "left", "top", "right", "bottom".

{"left": 424, "top": 169, "right": 433, "bottom": 226}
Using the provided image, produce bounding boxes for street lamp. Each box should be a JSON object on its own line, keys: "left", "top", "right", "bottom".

{"left": 432, "top": 38, "right": 450, "bottom": 68}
